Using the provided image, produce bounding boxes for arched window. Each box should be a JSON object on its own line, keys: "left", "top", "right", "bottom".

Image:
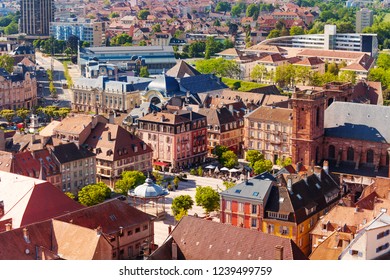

{"left": 366, "top": 149, "right": 374, "bottom": 164}
{"left": 328, "top": 145, "right": 335, "bottom": 159}
{"left": 328, "top": 98, "right": 334, "bottom": 107}
{"left": 347, "top": 147, "right": 354, "bottom": 161}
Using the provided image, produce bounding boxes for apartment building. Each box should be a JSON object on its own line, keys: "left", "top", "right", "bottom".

{"left": 356, "top": 8, "right": 373, "bottom": 33}
{"left": 137, "top": 110, "right": 207, "bottom": 171}
{"left": 51, "top": 143, "right": 96, "bottom": 195}
{"left": 20, "top": 0, "right": 54, "bottom": 36}
{"left": 244, "top": 106, "right": 293, "bottom": 163}
{"left": 85, "top": 123, "right": 153, "bottom": 187}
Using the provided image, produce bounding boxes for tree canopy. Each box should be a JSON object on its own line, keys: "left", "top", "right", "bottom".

{"left": 110, "top": 33, "right": 132, "bottom": 46}
{"left": 114, "top": 171, "right": 146, "bottom": 195}
{"left": 138, "top": 9, "right": 150, "bottom": 20}
{"left": 0, "top": 54, "right": 14, "bottom": 73}
{"left": 215, "top": 2, "right": 231, "bottom": 13}
{"left": 195, "top": 58, "right": 241, "bottom": 78}
{"left": 195, "top": 186, "right": 220, "bottom": 214}
{"left": 78, "top": 182, "right": 111, "bottom": 206}
{"left": 171, "top": 195, "right": 194, "bottom": 221}
{"left": 220, "top": 150, "right": 238, "bottom": 168}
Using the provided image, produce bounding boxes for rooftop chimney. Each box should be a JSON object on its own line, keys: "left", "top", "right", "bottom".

{"left": 108, "top": 131, "right": 112, "bottom": 141}
{"left": 296, "top": 162, "right": 302, "bottom": 173}
{"left": 96, "top": 226, "right": 102, "bottom": 236}
{"left": 5, "top": 223, "right": 11, "bottom": 231}
{"left": 314, "top": 166, "right": 322, "bottom": 180}
{"left": 274, "top": 245, "right": 284, "bottom": 260}
{"left": 229, "top": 104, "right": 233, "bottom": 114}
{"left": 23, "top": 228, "right": 30, "bottom": 243}
{"left": 172, "top": 240, "right": 178, "bottom": 260}
{"left": 287, "top": 176, "right": 292, "bottom": 192}
{"left": 323, "top": 160, "right": 329, "bottom": 174}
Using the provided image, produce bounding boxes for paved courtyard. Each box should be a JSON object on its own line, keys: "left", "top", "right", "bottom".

{"left": 151, "top": 174, "right": 228, "bottom": 246}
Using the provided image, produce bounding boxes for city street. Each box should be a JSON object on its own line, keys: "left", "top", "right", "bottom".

{"left": 35, "top": 51, "right": 75, "bottom": 108}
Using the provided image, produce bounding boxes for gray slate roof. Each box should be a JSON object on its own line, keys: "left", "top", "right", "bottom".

{"left": 221, "top": 172, "right": 275, "bottom": 203}
{"left": 324, "top": 102, "right": 390, "bottom": 143}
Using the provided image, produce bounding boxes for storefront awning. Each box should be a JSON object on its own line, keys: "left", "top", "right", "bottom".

{"left": 154, "top": 161, "right": 169, "bottom": 167}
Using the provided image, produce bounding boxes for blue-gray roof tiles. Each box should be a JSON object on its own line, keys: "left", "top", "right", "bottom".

{"left": 325, "top": 102, "right": 390, "bottom": 143}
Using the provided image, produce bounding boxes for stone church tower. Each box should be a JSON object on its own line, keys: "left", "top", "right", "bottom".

{"left": 291, "top": 90, "right": 326, "bottom": 168}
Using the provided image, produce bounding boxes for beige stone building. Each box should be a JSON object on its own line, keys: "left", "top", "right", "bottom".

{"left": 85, "top": 123, "right": 153, "bottom": 187}
{"left": 244, "top": 106, "right": 293, "bottom": 163}
{"left": 71, "top": 77, "right": 142, "bottom": 113}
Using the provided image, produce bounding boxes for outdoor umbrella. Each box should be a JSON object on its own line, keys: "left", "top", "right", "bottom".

{"left": 205, "top": 165, "right": 216, "bottom": 169}
{"left": 229, "top": 168, "right": 240, "bottom": 173}
{"left": 220, "top": 167, "right": 230, "bottom": 171}
{"left": 214, "top": 166, "right": 220, "bottom": 173}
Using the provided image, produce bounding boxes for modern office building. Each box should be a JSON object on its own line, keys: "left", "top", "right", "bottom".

{"left": 356, "top": 8, "right": 373, "bottom": 33}
{"left": 259, "top": 25, "right": 378, "bottom": 56}
{"left": 50, "top": 19, "right": 105, "bottom": 47}
{"left": 20, "top": 0, "right": 54, "bottom": 36}
{"left": 78, "top": 46, "right": 176, "bottom": 76}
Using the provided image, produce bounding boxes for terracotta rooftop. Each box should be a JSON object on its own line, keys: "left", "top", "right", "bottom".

{"left": 85, "top": 123, "right": 152, "bottom": 161}
{"left": 150, "top": 216, "right": 307, "bottom": 260}
{"left": 0, "top": 171, "right": 84, "bottom": 230}
{"left": 245, "top": 106, "right": 293, "bottom": 124}
{"left": 297, "top": 49, "right": 368, "bottom": 60}
{"left": 257, "top": 53, "right": 287, "bottom": 63}
{"left": 53, "top": 114, "right": 94, "bottom": 135}
{"left": 138, "top": 111, "right": 189, "bottom": 125}
{"left": 294, "top": 56, "right": 325, "bottom": 66}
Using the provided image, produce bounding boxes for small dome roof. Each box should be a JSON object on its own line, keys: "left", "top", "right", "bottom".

{"left": 129, "top": 178, "right": 169, "bottom": 198}
{"left": 146, "top": 75, "right": 180, "bottom": 95}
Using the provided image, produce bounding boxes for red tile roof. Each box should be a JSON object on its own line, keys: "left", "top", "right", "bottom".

{"left": 150, "top": 216, "right": 307, "bottom": 260}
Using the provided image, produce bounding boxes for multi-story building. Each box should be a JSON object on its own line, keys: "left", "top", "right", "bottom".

{"left": 259, "top": 24, "right": 378, "bottom": 56}
{"left": 220, "top": 173, "right": 275, "bottom": 229}
{"left": 198, "top": 106, "right": 244, "bottom": 156}
{"left": 20, "top": 0, "right": 54, "bottom": 36}
{"left": 85, "top": 123, "right": 153, "bottom": 187}
{"left": 0, "top": 67, "right": 37, "bottom": 110}
{"left": 137, "top": 110, "right": 207, "bottom": 171}
{"left": 339, "top": 212, "right": 390, "bottom": 260}
{"left": 356, "top": 8, "right": 373, "bottom": 33}
{"left": 50, "top": 19, "right": 105, "bottom": 47}
{"left": 244, "top": 106, "right": 293, "bottom": 163}
{"left": 50, "top": 143, "right": 96, "bottom": 195}
{"left": 71, "top": 76, "right": 148, "bottom": 113}
{"left": 78, "top": 45, "right": 176, "bottom": 75}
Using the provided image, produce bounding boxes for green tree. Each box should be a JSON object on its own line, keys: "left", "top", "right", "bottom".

{"left": 195, "top": 186, "right": 220, "bottom": 214}
{"left": 171, "top": 195, "right": 194, "bottom": 220}
{"left": 16, "top": 108, "right": 30, "bottom": 127}
{"left": 250, "top": 64, "right": 267, "bottom": 83}
{"left": 114, "top": 171, "right": 146, "bottom": 195}
{"left": 204, "top": 37, "right": 223, "bottom": 59}
{"left": 274, "top": 64, "right": 296, "bottom": 87}
{"left": 327, "top": 62, "right": 339, "bottom": 75}
{"left": 290, "top": 26, "right": 304, "bottom": 36}
{"left": 138, "top": 9, "right": 150, "bottom": 20}
{"left": 231, "top": 5, "right": 243, "bottom": 17}
{"left": 0, "top": 109, "right": 15, "bottom": 124}
{"left": 188, "top": 41, "right": 206, "bottom": 57}
{"left": 246, "top": 3, "right": 259, "bottom": 20}
{"left": 245, "top": 150, "right": 264, "bottom": 168}
{"left": 78, "top": 182, "right": 111, "bottom": 206}
{"left": 223, "top": 181, "right": 235, "bottom": 190}
{"left": 213, "top": 145, "right": 228, "bottom": 161}
{"left": 4, "top": 22, "right": 18, "bottom": 35}
{"left": 49, "top": 81, "right": 57, "bottom": 97}
{"left": 253, "top": 159, "right": 273, "bottom": 174}
{"left": 368, "top": 67, "right": 390, "bottom": 89}
{"left": 195, "top": 58, "right": 241, "bottom": 78}
{"left": 223, "top": 38, "right": 234, "bottom": 49}
{"left": 376, "top": 53, "right": 390, "bottom": 70}
{"left": 173, "top": 176, "right": 180, "bottom": 189}
{"left": 220, "top": 150, "right": 238, "bottom": 168}
{"left": 82, "top": 41, "right": 90, "bottom": 48}
{"left": 41, "top": 105, "right": 58, "bottom": 120}
{"left": 0, "top": 54, "right": 14, "bottom": 73}
{"left": 339, "top": 70, "right": 357, "bottom": 84}
{"left": 139, "top": 66, "right": 149, "bottom": 77}
{"left": 276, "top": 157, "right": 292, "bottom": 167}
{"left": 153, "top": 171, "right": 164, "bottom": 186}
{"left": 215, "top": 2, "right": 231, "bottom": 13}
{"left": 294, "top": 66, "right": 311, "bottom": 85}
{"left": 267, "top": 29, "right": 281, "bottom": 39}
{"left": 152, "top": 24, "right": 161, "bottom": 33}
{"left": 139, "top": 40, "right": 147, "bottom": 46}
{"left": 65, "top": 192, "right": 75, "bottom": 200}
{"left": 110, "top": 33, "right": 132, "bottom": 46}
{"left": 54, "top": 107, "right": 71, "bottom": 119}
{"left": 197, "top": 166, "right": 203, "bottom": 176}
{"left": 66, "top": 35, "right": 79, "bottom": 54}
{"left": 109, "top": 12, "right": 119, "bottom": 18}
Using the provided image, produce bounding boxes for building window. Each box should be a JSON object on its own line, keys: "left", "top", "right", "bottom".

{"left": 376, "top": 243, "right": 389, "bottom": 253}
{"left": 238, "top": 202, "right": 244, "bottom": 212}
{"left": 252, "top": 204, "right": 257, "bottom": 214}
{"left": 135, "top": 227, "right": 140, "bottom": 233}
{"left": 280, "top": 226, "right": 289, "bottom": 235}
{"left": 251, "top": 218, "right": 257, "bottom": 228}
{"left": 377, "top": 230, "right": 390, "bottom": 239}
{"left": 128, "top": 230, "right": 133, "bottom": 236}
{"left": 225, "top": 200, "right": 231, "bottom": 210}
{"left": 225, "top": 213, "right": 231, "bottom": 224}
{"left": 328, "top": 145, "right": 335, "bottom": 159}
{"left": 366, "top": 149, "right": 374, "bottom": 164}
{"left": 267, "top": 224, "right": 274, "bottom": 234}
{"left": 347, "top": 147, "right": 354, "bottom": 161}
